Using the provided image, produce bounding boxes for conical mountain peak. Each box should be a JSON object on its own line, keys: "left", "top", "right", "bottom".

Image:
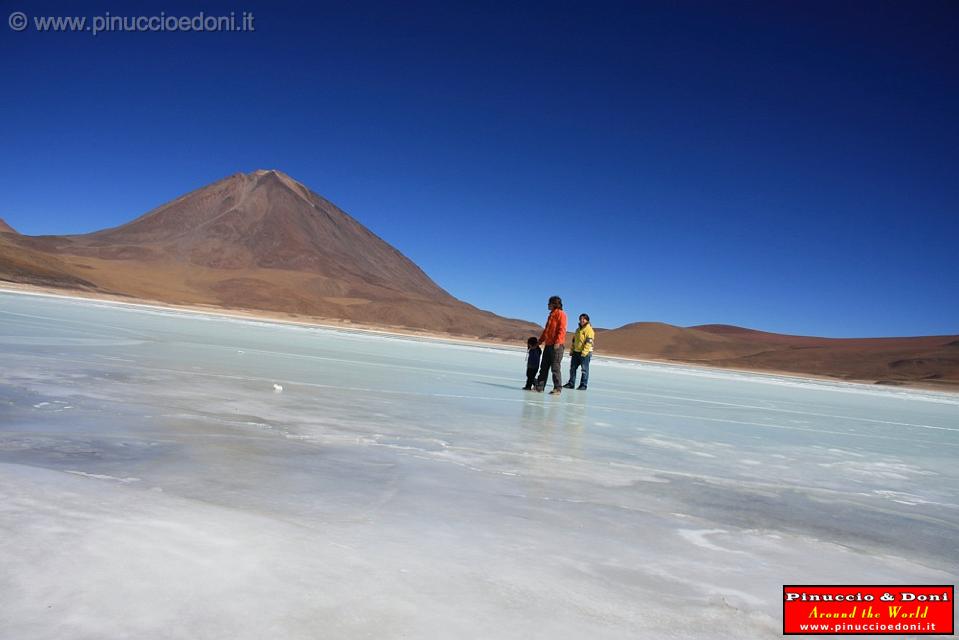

{"left": 73, "top": 170, "right": 448, "bottom": 298}
{"left": 0, "top": 171, "right": 540, "bottom": 340}
{"left": 248, "top": 169, "right": 317, "bottom": 204}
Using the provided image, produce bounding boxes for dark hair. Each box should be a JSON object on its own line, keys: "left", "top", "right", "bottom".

{"left": 580, "top": 313, "right": 590, "bottom": 322}
{"left": 527, "top": 336, "right": 538, "bottom": 347}
{"left": 548, "top": 295, "right": 563, "bottom": 309}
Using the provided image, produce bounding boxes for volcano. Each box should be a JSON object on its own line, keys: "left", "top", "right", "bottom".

{"left": 0, "top": 170, "right": 538, "bottom": 339}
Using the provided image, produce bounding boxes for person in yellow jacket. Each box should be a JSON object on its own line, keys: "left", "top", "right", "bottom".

{"left": 564, "top": 313, "right": 594, "bottom": 390}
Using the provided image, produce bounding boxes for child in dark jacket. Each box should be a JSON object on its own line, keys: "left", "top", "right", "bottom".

{"left": 523, "top": 337, "right": 542, "bottom": 390}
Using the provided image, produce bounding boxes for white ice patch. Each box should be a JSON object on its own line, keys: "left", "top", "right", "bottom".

{"left": 65, "top": 470, "right": 141, "bottom": 483}
{"left": 678, "top": 528, "right": 742, "bottom": 553}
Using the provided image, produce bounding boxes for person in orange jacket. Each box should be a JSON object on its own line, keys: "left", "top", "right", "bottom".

{"left": 535, "top": 295, "right": 568, "bottom": 395}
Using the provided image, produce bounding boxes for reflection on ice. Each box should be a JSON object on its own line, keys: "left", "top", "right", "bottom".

{"left": 1, "top": 291, "right": 957, "bottom": 639}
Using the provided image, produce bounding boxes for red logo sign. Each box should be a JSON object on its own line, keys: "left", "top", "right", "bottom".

{"left": 783, "top": 585, "right": 954, "bottom": 635}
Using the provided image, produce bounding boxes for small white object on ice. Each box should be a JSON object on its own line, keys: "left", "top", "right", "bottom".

{"left": 273, "top": 384, "right": 283, "bottom": 393}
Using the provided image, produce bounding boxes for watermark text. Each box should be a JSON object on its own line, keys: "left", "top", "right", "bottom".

{"left": 8, "top": 11, "right": 255, "bottom": 36}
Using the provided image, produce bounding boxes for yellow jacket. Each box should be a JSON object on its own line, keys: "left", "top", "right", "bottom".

{"left": 571, "top": 323, "right": 595, "bottom": 356}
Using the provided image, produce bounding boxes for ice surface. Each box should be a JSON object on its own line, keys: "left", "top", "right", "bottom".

{"left": 1, "top": 291, "right": 956, "bottom": 639}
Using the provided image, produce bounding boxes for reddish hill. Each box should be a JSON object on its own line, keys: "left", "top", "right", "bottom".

{"left": 691, "top": 324, "right": 952, "bottom": 349}
{"left": 0, "top": 218, "right": 16, "bottom": 234}
{"left": 599, "top": 322, "right": 959, "bottom": 388}
{"left": 0, "top": 170, "right": 538, "bottom": 340}
{"left": 690, "top": 324, "right": 830, "bottom": 346}
{"left": 593, "top": 322, "right": 770, "bottom": 360}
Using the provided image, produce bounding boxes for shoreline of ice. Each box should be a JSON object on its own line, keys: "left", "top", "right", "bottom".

{"left": 2, "top": 287, "right": 955, "bottom": 405}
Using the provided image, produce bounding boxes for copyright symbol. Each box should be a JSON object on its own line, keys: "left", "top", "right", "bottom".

{"left": 9, "top": 11, "right": 28, "bottom": 31}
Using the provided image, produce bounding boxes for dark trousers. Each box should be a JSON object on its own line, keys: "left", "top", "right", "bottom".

{"left": 524, "top": 367, "right": 538, "bottom": 389}
{"left": 568, "top": 351, "right": 591, "bottom": 388}
{"left": 536, "top": 344, "right": 564, "bottom": 390}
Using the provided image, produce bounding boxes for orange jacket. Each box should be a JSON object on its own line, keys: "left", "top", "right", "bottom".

{"left": 540, "top": 308, "right": 568, "bottom": 346}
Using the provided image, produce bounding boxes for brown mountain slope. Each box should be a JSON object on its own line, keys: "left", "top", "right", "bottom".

{"left": 0, "top": 218, "right": 16, "bottom": 234}
{"left": 691, "top": 324, "right": 952, "bottom": 349}
{"left": 594, "top": 322, "right": 771, "bottom": 360}
{"left": 600, "top": 322, "right": 959, "bottom": 388}
{"left": 691, "top": 324, "right": 832, "bottom": 346}
{"left": 0, "top": 170, "right": 538, "bottom": 340}
{"left": 0, "top": 233, "right": 96, "bottom": 289}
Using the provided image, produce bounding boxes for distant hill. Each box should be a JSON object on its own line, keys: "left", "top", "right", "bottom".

{"left": 591, "top": 322, "right": 769, "bottom": 360}
{"left": 0, "top": 170, "right": 538, "bottom": 340}
{"left": 596, "top": 322, "right": 959, "bottom": 389}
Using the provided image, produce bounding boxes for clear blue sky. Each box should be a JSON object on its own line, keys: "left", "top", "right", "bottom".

{"left": 2, "top": 1, "right": 956, "bottom": 337}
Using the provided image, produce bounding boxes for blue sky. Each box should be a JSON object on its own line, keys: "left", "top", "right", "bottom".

{"left": 2, "top": 1, "right": 956, "bottom": 336}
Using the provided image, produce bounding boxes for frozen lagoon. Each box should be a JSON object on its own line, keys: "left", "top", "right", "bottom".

{"left": 0, "top": 291, "right": 956, "bottom": 639}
